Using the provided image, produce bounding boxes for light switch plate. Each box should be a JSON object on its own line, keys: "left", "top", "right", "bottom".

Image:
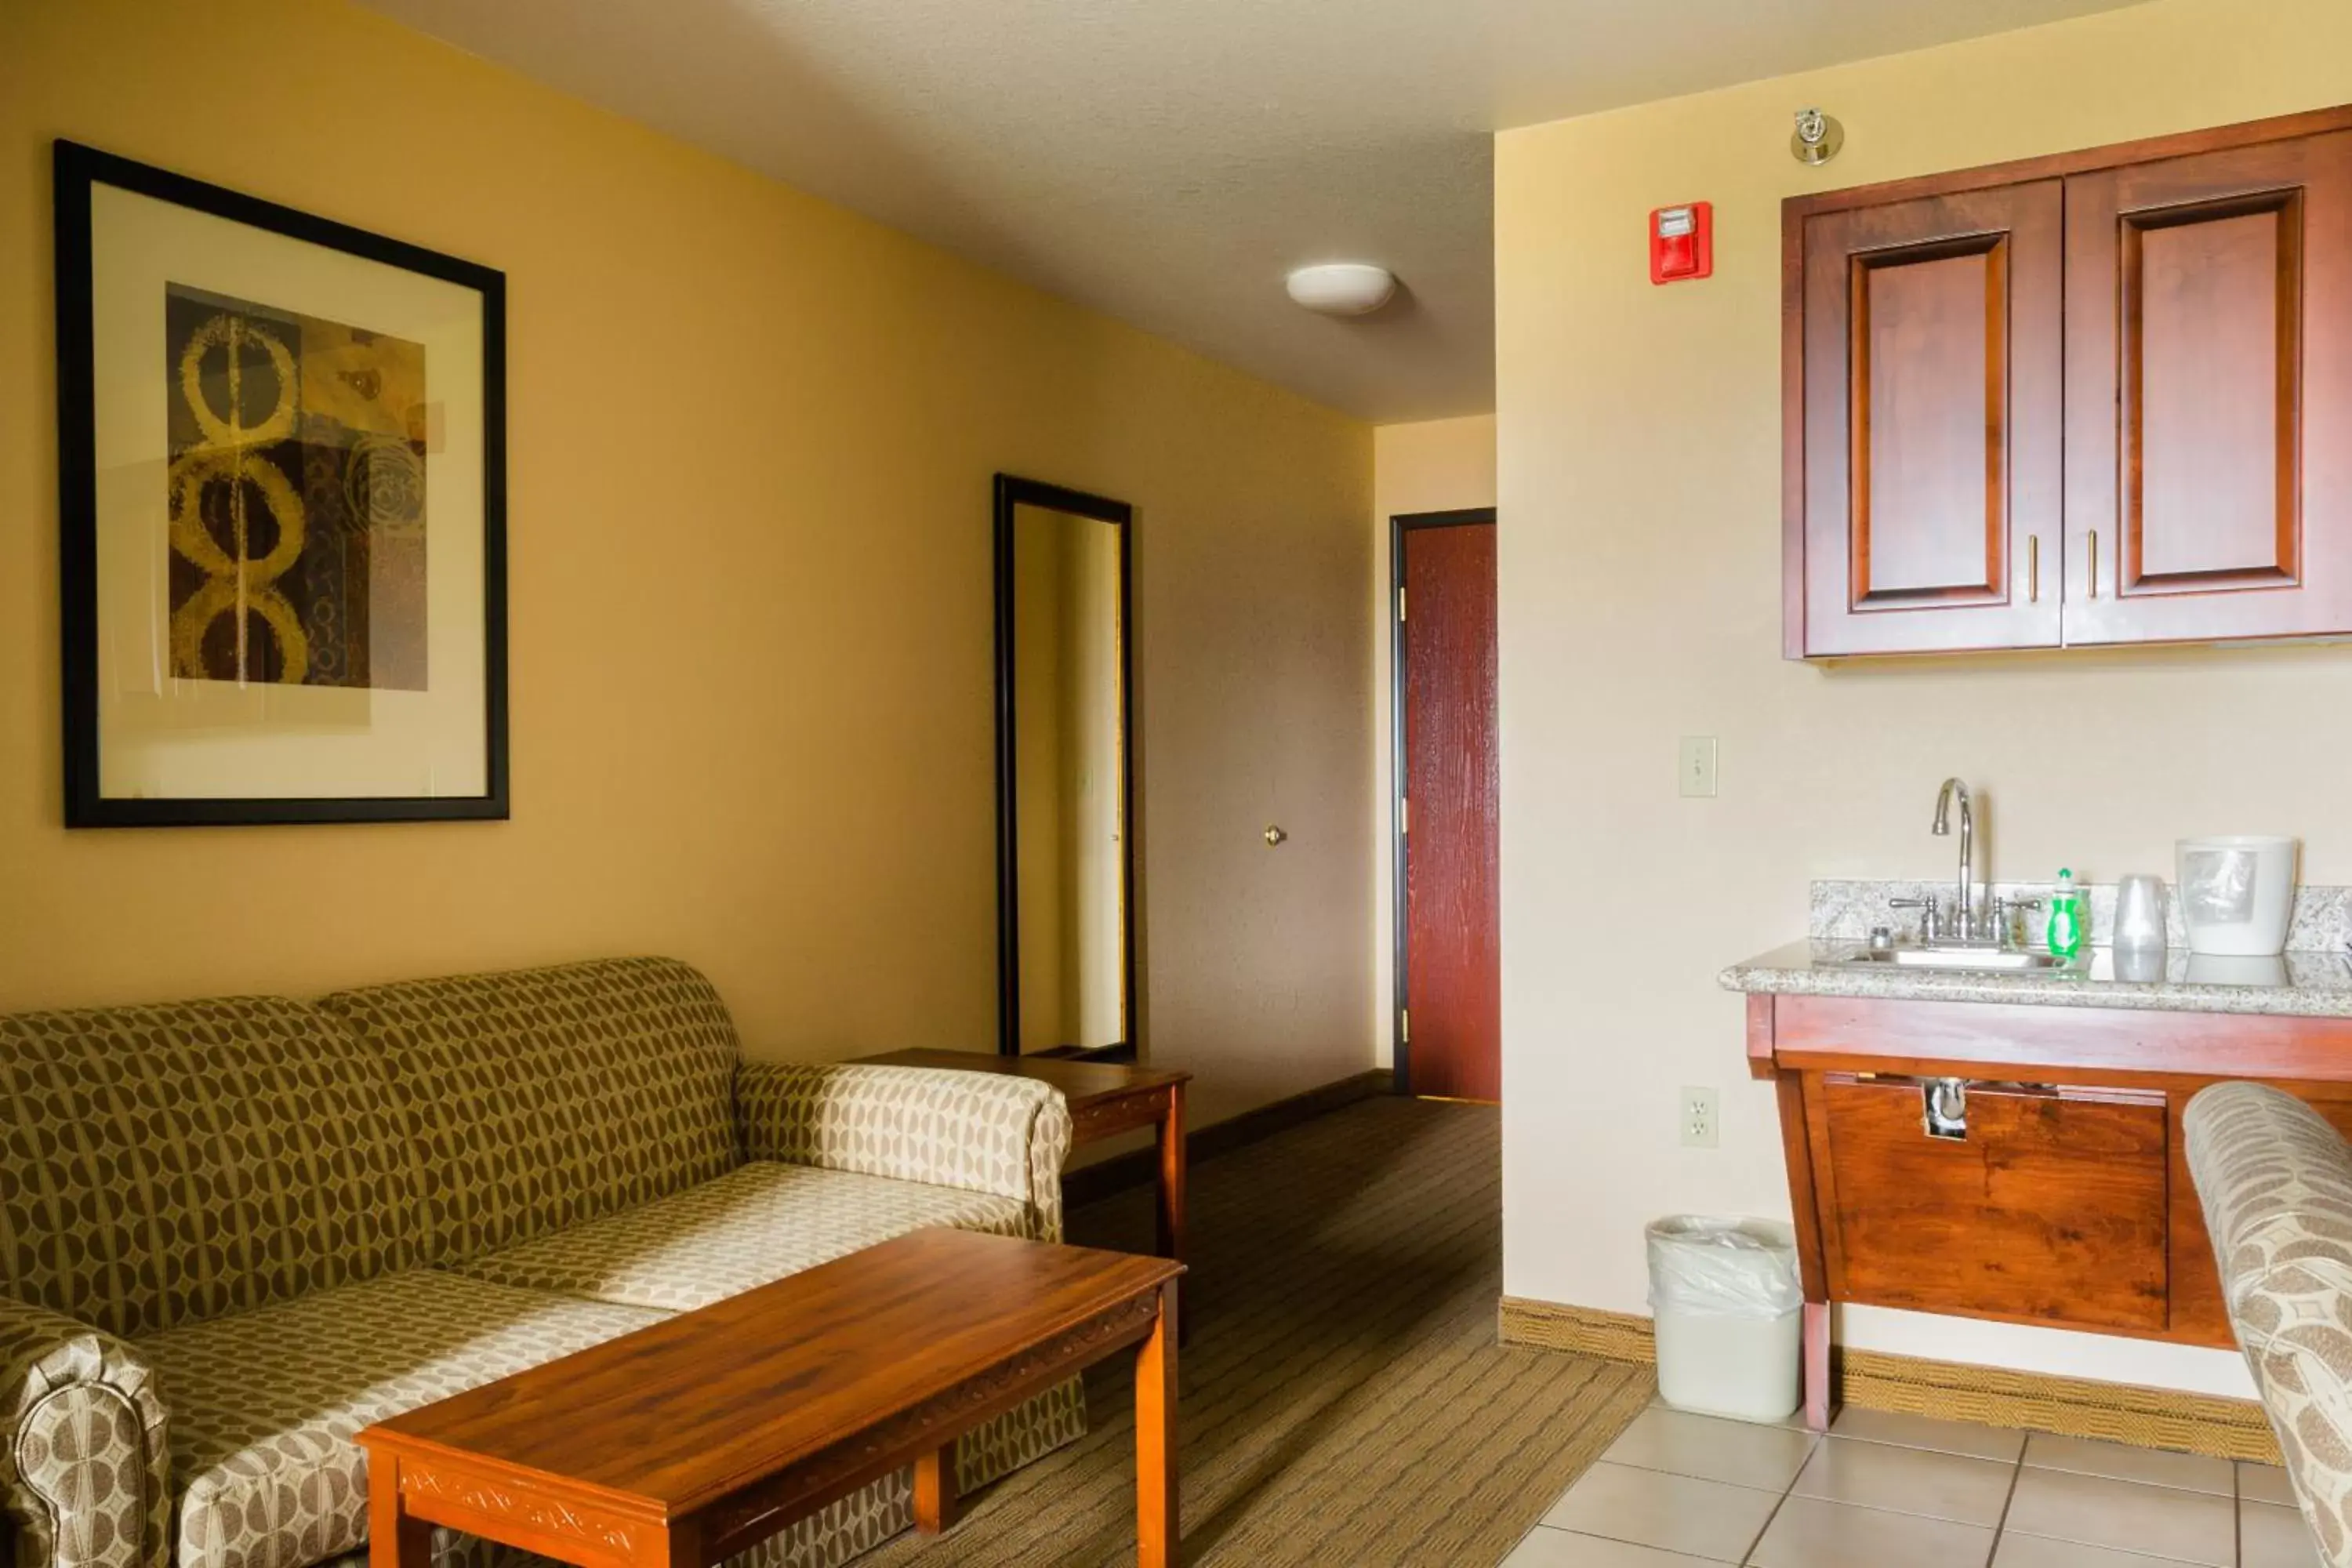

{"left": 1678, "top": 736, "right": 1719, "bottom": 798}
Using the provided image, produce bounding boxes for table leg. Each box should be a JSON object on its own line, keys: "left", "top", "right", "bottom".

{"left": 1135, "top": 1280, "right": 1178, "bottom": 1568}
{"left": 1802, "top": 1301, "right": 1831, "bottom": 1432}
{"left": 913, "top": 1446, "right": 958, "bottom": 1534}
{"left": 368, "top": 1459, "right": 431, "bottom": 1568}
{"left": 1155, "top": 1083, "right": 1187, "bottom": 1263}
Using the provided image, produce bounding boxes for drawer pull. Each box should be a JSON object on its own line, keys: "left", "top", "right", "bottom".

{"left": 1923, "top": 1079, "right": 1969, "bottom": 1141}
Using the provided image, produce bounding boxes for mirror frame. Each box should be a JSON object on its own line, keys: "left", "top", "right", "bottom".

{"left": 992, "top": 474, "right": 1138, "bottom": 1058}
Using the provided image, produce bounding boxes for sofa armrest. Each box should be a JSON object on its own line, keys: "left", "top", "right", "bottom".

{"left": 0, "top": 1297, "right": 169, "bottom": 1568}
{"left": 735, "top": 1063, "right": 1073, "bottom": 1241}
{"left": 2185, "top": 1082, "right": 2352, "bottom": 1566}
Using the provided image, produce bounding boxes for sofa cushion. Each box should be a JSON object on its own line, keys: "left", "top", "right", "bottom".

{"left": 0, "top": 996, "right": 421, "bottom": 1338}
{"left": 318, "top": 958, "right": 742, "bottom": 1265}
{"left": 137, "top": 1271, "right": 659, "bottom": 1568}
{"left": 454, "top": 1160, "right": 1031, "bottom": 1312}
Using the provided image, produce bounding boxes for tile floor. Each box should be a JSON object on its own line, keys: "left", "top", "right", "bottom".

{"left": 1504, "top": 1402, "right": 2321, "bottom": 1567}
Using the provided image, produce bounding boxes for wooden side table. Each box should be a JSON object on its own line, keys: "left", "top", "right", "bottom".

{"left": 853, "top": 1050, "right": 1191, "bottom": 1265}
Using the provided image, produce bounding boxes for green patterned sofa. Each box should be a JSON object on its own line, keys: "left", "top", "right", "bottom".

{"left": 2183, "top": 1081, "right": 2349, "bottom": 1567}
{"left": 0, "top": 957, "right": 1083, "bottom": 1568}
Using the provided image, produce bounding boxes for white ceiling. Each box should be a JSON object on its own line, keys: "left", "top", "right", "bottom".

{"left": 362, "top": 0, "right": 2140, "bottom": 423}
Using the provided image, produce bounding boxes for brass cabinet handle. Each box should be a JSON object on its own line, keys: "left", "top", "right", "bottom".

{"left": 2088, "top": 530, "right": 2099, "bottom": 599}
{"left": 2027, "top": 535, "right": 2039, "bottom": 604}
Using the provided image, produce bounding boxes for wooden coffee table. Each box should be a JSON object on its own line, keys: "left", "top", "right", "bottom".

{"left": 357, "top": 1230, "right": 1183, "bottom": 1568}
{"left": 855, "top": 1050, "right": 1192, "bottom": 1263}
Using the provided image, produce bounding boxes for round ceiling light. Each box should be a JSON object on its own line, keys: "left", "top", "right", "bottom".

{"left": 1285, "top": 262, "right": 1396, "bottom": 318}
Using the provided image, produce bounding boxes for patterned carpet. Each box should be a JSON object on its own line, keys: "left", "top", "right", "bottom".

{"left": 857, "top": 1094, "right": 1652, "bottom": 1568}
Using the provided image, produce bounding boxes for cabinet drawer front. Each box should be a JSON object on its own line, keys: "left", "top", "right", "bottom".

{"left": 1819, "top": 1078, "right": 2169, "bottom": 1330}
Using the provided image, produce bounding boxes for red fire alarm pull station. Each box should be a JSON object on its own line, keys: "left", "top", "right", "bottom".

{"left": 1650, "top": 201, "right": 1713, "bottom": 283}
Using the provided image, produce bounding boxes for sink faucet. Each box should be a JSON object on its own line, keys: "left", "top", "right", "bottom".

{"left": 1932, "top": 778, "right": 1976, "bottom": 940}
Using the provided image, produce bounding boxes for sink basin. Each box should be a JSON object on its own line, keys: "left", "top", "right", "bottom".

{"left": 1841, "top": 946, "right": 2070, "bottom": 972}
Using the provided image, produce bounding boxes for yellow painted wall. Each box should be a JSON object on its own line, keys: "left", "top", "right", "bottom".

{"left": 1497, "top": 0, "right": 2352, "bottom": 1394}
{"left": 0, "top": 0, "right": 1375, "bottom": 1129}
{"left": 1370, "top": 415, "right": 1497, "bottom": 1068}
{"left": 1011, "top": 509, "right": 1074, "bottom": 1048}
{"left": 1009, "top": 504, "right": 1126, "bottom": 1052}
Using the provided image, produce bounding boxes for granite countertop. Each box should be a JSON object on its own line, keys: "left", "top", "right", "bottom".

{"left": 1721, "top": 938, "right": 2352, "bottom": 1018}
{"left": 1722, "top": 879, "right": 2352, "bottom": 1019}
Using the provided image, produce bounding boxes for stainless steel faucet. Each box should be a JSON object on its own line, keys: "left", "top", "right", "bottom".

{"left": 1932, "top": 778, "right": 1976, "bottom": 941}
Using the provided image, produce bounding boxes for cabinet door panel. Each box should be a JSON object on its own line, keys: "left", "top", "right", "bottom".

{"left": 2135, "top": 205, "right": 2296, "bottom": 579}
{"left": 1796, "top": 183, "right": 2063, "bottom": 656}
{"left": 1818, "top": 1077, "right": 2169, "bottom": 1332}
{"left": 2067, "top": 132, "right": 2352, "bottom": 642}
{"left": 1859, "top": 250, "right": 2003, "bottom": 595}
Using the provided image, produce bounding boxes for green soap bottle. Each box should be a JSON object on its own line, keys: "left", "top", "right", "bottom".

{"left": 2046, "top": 868, "right": 2086, "bottom": 959}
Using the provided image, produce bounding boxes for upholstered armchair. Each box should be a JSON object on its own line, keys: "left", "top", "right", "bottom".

{"left": 2184, "top": 1081, "right": 2352, "bottom": 1567}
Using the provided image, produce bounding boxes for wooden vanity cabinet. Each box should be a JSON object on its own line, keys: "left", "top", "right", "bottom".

{"left": 1810, "top": 1077, "right": 2169, "bottom": 1332}
{"left": 1749, "top": 991, "right": 2352, "bottom": 1426}
{"left": 1785, "top": 104, "right": 2352, "bottom": 659}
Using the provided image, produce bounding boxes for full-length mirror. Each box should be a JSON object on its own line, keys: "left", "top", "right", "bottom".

{"left": 994, "top": 475, "right": 1135, "bottom": 1057}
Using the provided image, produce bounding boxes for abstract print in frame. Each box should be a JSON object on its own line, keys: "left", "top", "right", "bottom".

{"left": 55, "top": 140, "right": 506, "bottom": 826}
{"left": 165, "top": 285, "right": 429, "bottom": 691}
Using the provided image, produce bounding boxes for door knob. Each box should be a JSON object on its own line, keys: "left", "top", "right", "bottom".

{"left": 1263, "top": 825, "right": 1287, "bottom": 847}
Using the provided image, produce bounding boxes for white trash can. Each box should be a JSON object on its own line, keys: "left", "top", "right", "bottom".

{"left": 1646, "top": 1215, "right": 1803, "bottom": 1423}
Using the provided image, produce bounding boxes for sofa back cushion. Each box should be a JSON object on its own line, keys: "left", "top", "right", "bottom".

{"left": 319, "top": 956, "right": 742, "bottom": 1263}
{"left": 0, "top": 995, "right": 421, "bottom": 1338}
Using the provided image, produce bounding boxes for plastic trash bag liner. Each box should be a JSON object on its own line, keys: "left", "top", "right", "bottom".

{"left": 1646, "top": 1215, "right": 1804, "bottom": 1317}
{"left": 2182, "top": 847, "right": 2259, "bottom": 924}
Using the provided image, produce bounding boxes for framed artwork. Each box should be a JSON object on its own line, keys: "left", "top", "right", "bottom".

{"left": 53, "top": 140, "right": 508, "bottom": 826}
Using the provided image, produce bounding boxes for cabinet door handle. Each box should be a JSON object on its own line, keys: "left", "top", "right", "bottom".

{"left": 2088, "top": 530, "right": 2099, "bottom": 599}
{"left": 2027, "top": 535, "right": 2039, "bottom": 604}
{"left": 1924, "top": 1078, "right": 1969, "bottom": 1141}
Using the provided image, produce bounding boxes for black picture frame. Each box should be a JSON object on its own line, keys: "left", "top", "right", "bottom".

{"left": 53, "top": 139, "right": 509, "bottom": 827}
{"left": 992, "top": 474, "right": 1138, "bottom": 1058}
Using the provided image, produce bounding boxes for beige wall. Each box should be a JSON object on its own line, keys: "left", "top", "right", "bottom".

{"left": 1371, "top": 415, "right": 1497, "bottom": 1067}
{"left": 0, "top": 0, "right": 1374, "bottom": 1131}
{"left": 1497, "top": 0, "right": 2352, "bottom": 1396}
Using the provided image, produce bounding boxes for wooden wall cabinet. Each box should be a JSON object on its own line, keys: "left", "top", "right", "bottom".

{"left": 1795, "top": 183, "right": 2064, "bottom": 655}
{"left": 1785, "top": 106, "right": 2352, "bottom": 659}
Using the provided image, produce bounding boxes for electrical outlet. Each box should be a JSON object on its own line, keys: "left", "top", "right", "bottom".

{"left": 1681, "top": 1085, "right": 1719, "bottom": 1148}
{"left": 1678, "top": 736, "right": 1719, "bottom": 798}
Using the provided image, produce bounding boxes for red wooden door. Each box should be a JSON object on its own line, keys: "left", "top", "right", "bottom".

{"left": 2064, "top": 130, "right": 2352, "bottom": 644}
{"left": 1401, "top": 520, "right": 1500, "bottom": 1102}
